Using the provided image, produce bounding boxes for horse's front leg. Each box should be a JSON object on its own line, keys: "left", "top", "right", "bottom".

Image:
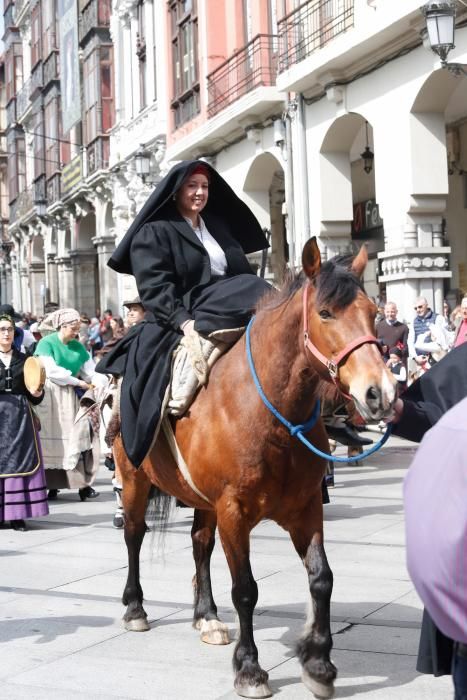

{"left": 117, "top": 444, "right": 152, "bottom": 632}
{"left": 217, "top": 501, "right": 272, "bottom": 699}
{"left": 289, "top": 497, "right": 337, "bottom": 699}
{"left": 192, "top": 508, "right": 230, "bottom": 645}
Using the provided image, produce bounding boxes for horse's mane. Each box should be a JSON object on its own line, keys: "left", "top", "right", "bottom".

{"left": 256, "top": 254, "right": 365, "bottom": 313}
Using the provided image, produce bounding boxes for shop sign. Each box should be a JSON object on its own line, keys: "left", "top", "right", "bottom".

{"left": 352, "top": 199, "right": 383, "bottom": 238}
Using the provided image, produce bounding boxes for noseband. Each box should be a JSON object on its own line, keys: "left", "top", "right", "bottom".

{"left": 302, "top": 281, "right": 381, "bottom": 385}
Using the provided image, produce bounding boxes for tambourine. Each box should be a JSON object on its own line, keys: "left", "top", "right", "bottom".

{"left": 24, "top": 356, "right": 46, "bottom": 394}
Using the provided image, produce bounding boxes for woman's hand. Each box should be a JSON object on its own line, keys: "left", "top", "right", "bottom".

{"left": 30, "top": 388, "right": 43, "bottom": 398}
{"left": 181, "top": 320, "right": 195, "bottom": 336}
{"left": 78, "top": 380, "right": 91, "bottom": 391}
{"left": 386, "top": 398, "right": 404, "bottom": 424}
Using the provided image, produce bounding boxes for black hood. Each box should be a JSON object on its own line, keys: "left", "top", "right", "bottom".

{"left": 108, "top": 159, "right": 270, "bottom": 275}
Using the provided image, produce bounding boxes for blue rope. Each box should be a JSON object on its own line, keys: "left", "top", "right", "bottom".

{"left": 245, "top": 316, "right": 392, "bottom": 464}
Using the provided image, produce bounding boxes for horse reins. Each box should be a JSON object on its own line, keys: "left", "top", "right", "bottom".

{"left": 302, "top": 281, "right": 382, "bottom": 388}
{"left": 245, "top": 283, "right": 392, "bottom": 464}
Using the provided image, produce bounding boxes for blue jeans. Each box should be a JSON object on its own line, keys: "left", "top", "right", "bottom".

{"left": 453, "top": 644, "right": 467, "bottom": 700}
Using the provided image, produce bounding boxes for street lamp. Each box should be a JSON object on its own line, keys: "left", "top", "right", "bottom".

{"left": 360, "top": 122, "right": 375, "bottom": 175}
{"left": 134, "top": 144, "right": 151, "bottom": 182}
{"left": 421, "top": 0, "right": 467, "bottom": 75}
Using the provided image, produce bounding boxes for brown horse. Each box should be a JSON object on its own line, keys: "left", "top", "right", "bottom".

{"left": 113, "top": 238, "right": 397, "bottom": 699}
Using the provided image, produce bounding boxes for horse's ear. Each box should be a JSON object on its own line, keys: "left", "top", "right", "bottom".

{"left": 351, "top": 244, "right": 368, "bottom": 278}
{"left": 302, "top": 237, "right": 321, "bottom": 280}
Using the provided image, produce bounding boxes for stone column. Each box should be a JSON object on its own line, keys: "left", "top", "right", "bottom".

{"left": 56, "top": 256, "right": 74, "bottom": 308}
{"left": 29, "top": 262, "right": 46, "bottom": 316}
{"left": 92, "top": 234, "right": 118, "bottom": 314}
{"left": 70, "top": 249, "right": 98, "bottom": 318}
{"left": 46, "top": 253, "right": 59, "bottom": 305}
{"left": 20, "top": 266, "right": 30, "bottom": 312}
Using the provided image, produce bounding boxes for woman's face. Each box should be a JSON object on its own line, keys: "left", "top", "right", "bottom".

{"left": 175, "top": 174, "right": 209, "bottom": 221}
{"left": 0, "top": 320, "right": 14, "bottom": 351}
{"left": 60, "top": 320, "right": 80, "bottom": 343}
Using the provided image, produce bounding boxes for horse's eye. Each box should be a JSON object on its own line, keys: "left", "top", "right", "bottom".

{"left": 319, "top": 309, "right": 332, "bottom": 320}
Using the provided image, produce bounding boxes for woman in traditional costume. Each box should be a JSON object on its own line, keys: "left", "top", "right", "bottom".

{"left": 96, "top": 159, "right": 270, "bottom": 468}
{"left": 34, "top": 308, "right": 104, "bottom": 501}
{"left": 0, "top": 313, "right": 48, "bottom": 531}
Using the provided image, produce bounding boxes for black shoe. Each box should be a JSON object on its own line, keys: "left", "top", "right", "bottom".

{"left": 79, "top": 486, "right": 100, "bottom": 502}
{"left": 11, "top": 519, "right": 27, "bottom": 531}
{"left": 325, "top": 423, "right": 373, "bottom": 447}
{"left": 47, "top": 489, "right": 59, "bottom": 500}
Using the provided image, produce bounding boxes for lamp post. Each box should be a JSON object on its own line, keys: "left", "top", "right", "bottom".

{"left": 360, "top": 122, "right": 375, "bottom": 175}
{"left": 421, "top": 0, "right": 467, "bottom": 75}
{"left": 134, "top": 144, "right": 151, "bottom": 182}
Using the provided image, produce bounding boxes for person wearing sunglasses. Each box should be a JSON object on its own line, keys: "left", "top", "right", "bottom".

{"left": 0, "top": 313, "right": 48, "bottom": 531}
{"left": 407, "top": 297, "right": 449, "bottom": 379}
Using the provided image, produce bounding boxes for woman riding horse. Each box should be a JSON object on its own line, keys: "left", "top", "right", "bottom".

{"left": 111, "top": 226, "right": 397, "bottom": 698}
{"left": 96, "top": 160, "right": 270, "bottom": 468}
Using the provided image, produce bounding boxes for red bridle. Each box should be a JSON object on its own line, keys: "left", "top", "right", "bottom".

{"left": 302, "top": 281, "right": 381, "bottom": 384}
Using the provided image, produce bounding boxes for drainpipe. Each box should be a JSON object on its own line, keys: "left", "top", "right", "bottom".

{"left": 295, "top": 92, "right": 311, "bottom": 253}
{"left": 284, "top": 96, "right": 296, "bottom": 269}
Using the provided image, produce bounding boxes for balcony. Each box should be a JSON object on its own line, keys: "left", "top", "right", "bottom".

{"left": 79, "top": 0, "right": 112, "bottom": 44}
{"left": 6, "top": 99, "right": 16, "bottom": 125}
{"left": 86, "top": 136, "right": 109, "bottom": 176}
{"left": 16, "top": 78, "right": 32, "bottom": 121}
{"left": 207, "top": 34, "right": 278, "bottom": 119}
{"left": 31, "top": 63, "right": 44, "bottom": 99}
{"left": 278, "top": 0, "right": 354, "bottom": 72}
{"left": 33, "top": 175, "right": 47, "bottom": 206}
{"left": 43, "top": 52, "right": 60, "bottom": 87}
{"left": 47, "top": 173, "right": 61, "bottom": 205}
{"left": 10, "top": 187, "right": 34, "bottom": 224}
{"left": 4, "top": 3, "right": 15, "bottom": 31}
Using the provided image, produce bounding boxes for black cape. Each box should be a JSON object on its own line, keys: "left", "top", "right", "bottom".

{"left": 393, "top": 342, "right": 467, "bottom": 676}
{"left": 108, "top": 159, "right": 269, "bottom": 275}
{"left": 97, "top": 160, "right": 271, "bottom": 467}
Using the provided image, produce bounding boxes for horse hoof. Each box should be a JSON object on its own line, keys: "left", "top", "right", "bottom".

{"left": 234, "top": 681, "right": 273, "bottom": 699}
{"left": 301, "top": 670, "right": 335, "bottom": 698}
{"left": 196, "top": 618, "right": 230, "bottom": 645}
{"left": 124, "top": 617, "right": 150, "bottom": 632}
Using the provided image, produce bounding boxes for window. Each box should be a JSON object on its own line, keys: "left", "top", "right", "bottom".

{"left": 5, "top": 43, "right": 23, "bottom": 103}
{"left": 42, "top": 0, "right": 58, "bottom": 60}
{"left": 7, "top": 132, "right": 26, "bottom": 203}
{"left": 33, "top": 107, "right": 45, "bottom": 180}
{"left": 44, "top": 96, "right": 60, "bottom": 179}
{"left": 170, "top": 0, "right": 200, "bottom": 128}
{"left": 83, "top": 46, "right": 115, "bottom": 145}
{"left": 137, "top": 1, "right": 147, "bottom": 109}
{"left": 31, "top": 3, "right": 42, "bottom": 68}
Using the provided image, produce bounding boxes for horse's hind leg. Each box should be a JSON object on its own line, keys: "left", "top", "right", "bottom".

{"left": 217, "top": 502, "right": 272, "bottom": 699}
{"left": 289, "top": 499, "right": 337, "bottom": 699}
{"left": 192, "top": 508, "right": 230, "bottom": 645}
{"left": 117, "top": 442, "right": 152, "bottom": 632}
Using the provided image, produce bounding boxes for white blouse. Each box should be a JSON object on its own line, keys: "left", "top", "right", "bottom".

{"left": 184, "top": 216, "right": 228, "bottom": 277}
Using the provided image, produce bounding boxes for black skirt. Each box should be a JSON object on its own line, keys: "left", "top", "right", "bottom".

{"left": 0, "top": 394, "right": 42, "bottom": 477}
{"left": 97, "top": 274, "right": 270, "bottom": 467}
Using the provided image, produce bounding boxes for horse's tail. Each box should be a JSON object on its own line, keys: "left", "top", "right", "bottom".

{"left": 146, "top": 486, "right": 175, "bottom": 555}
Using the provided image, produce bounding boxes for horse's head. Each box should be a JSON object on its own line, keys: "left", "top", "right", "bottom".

{"left": 302, "top": 237, "right": 396, "bottom": 421}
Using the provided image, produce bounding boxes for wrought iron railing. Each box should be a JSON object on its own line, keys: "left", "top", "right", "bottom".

{"left": 79, "top": 0, "right": 111, "bottom": 43}
{"left": 33, "top": 175, "right": 47, "bottom": 204}
{"left": 31, "top": 62, "right": 44, "bottom": 98}
{"left": 207, "top": 34, "right": 278, "bottom": 118}
{"left": 10, "top": 187, "right": 34, "bottom": 224}
{"left": 46, "top": 173, "right": 61, "bottom": 205}
{"left": 87, "top": 136, "right": 109, "bottom": 175}
{"left": 43, "top": 52, "right": 59, "bottom": 87}
{"left": 6, "top": 99, "right": 16, "bottom": 125}
{"left": 277, "top": 0, "right": 354, "bottom": 72}
{"left": 16, "top": 78, "right": 31, "bottom": 120}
